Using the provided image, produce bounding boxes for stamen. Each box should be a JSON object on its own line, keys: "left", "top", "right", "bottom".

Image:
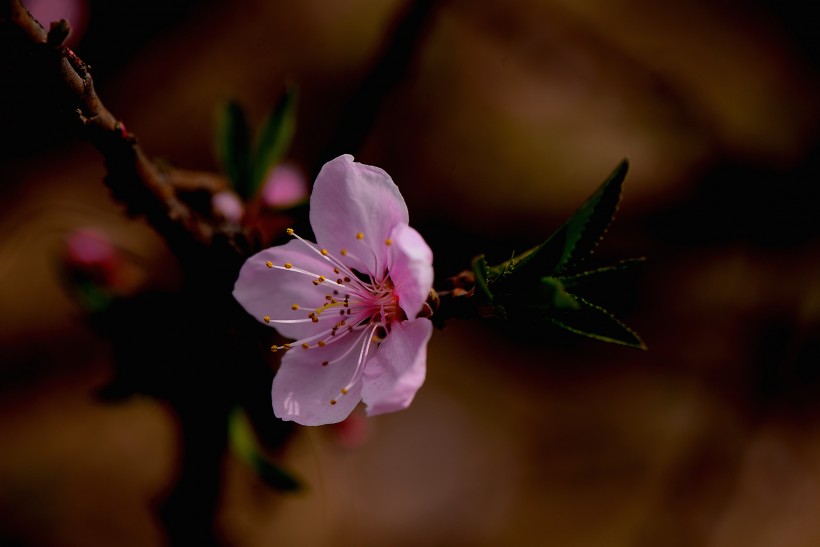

{"left": 356, "top": 232, "right": 364, "bottom": 240}
{"left": 286, "top": 228, "right": 294, "bottom": 236}
{"left": 301, "top": 343, "right": 310, "bottom": 349}
{"left": 291, "top": 304, "right": 300, "bottom": 310}
{"left": 263, "top": 315, "right": 271, "bottom": 323}
{"left": 265, "top": 261, "right": 273, "bottom": 268}
{"left": 285, "top": 229, "right": 373, "bottom": 294}
{"left": 336, "top": 323, "right": 379, "bottom": 397}
{"left": 284, "top": 263, "right": 292, "bottom": 269}
{"left": 385, "top": 239, "right": 392, "bottom": 245}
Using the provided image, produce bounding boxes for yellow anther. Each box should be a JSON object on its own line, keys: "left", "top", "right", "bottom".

{"left": 333, "top": 268, "right": 340, "bottom": 274}
{"left": 356, "top": 232, "right": 364, "bottom": 240}
{"left": 291, "top": 304, "right": 300, "bottom": 310}
{"left": 286, "top": 228, "right": 294, "bottom": 236}
{"left": 301, "top": 343, "right": 310, "bottom": 349}
{"left": 263, "top": 315, "right": 271, "bottom": 323}
{"left": 283, "top": 343, "right": 292, "bottom": 350}
{"left": 340, "top": 249, "right": 348, "bottom": 256}
{"left": 284, "top": 263, "right": 292, "bottom": 269}
{"left": 318, "top": 341, "right": 326, "bottom": 347}
{"left": 321, "top": 249, "right": 328, "bottom": 256}
{"left": 341, "top": 387, "right": 349, "bottom": 395}
{"left": 265, "top": 261, "right": 273, "bottom": 268}
{"left": 270, "top": 346, "right": 278, "bottom": 353}
{"left": 385, "top": 238, "right": 392, "bottom": 245}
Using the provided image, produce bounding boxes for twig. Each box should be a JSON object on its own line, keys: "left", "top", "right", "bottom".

{"left": 1, "top": 0, "right": 250, "bottom": 264}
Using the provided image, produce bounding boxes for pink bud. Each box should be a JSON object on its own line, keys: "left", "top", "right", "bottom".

{"left": 63, "top": 227, "right": 120, "bottom": 286}
{"left": 212, "top": 190, "right": 245, "bottom": 223}
{"left": 261, "top": 164, "right": 309, "bottom": 209}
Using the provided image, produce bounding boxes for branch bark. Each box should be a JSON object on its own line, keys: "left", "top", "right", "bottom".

{"left": 1, "top": 0, "right": 251, "bottom": 266}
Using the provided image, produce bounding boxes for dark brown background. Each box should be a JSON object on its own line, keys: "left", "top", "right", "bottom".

{"left": 3, "top": 0, "right": 820, "bottom": 545}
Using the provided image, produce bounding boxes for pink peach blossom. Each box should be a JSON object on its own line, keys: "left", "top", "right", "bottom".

{"left": 233, "top": 155, "right": 434, "bottom": 426}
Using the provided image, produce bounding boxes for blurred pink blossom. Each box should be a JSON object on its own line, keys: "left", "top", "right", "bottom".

{"left": 260, "top": 163, "right": 309, "bottom": 209}
{"left": 63, "top": 226, "right": 121, "bottom": 287}
{"left": 212, "top": 190, "right": 245, "bottom": 223}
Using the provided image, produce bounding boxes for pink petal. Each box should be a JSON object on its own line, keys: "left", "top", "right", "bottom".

{"left": 272, "top": 332, "right": 367, "bottom": 425}
{"left": 310, "top": 154, "right": 409, "bottom": 276}
{"left": 387, "top": 224, "right": 434, "bottom": 319}
{"left": 232, "top": 239, "right": 340, "bottom": 340}
{"left": 361, "top": 318, "right": 433, "bottom": 416}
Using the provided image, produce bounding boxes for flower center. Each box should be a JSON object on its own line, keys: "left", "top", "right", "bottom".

{"left": 261, "top": 228, "right": 403, "bottom": 405}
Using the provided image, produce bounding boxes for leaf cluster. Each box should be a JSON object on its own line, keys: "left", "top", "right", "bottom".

{"left": 471, "top": 160, "right": 646, "bottom": 349}
{"left": 215, "top": 84, "right": 298, "bottom": 199}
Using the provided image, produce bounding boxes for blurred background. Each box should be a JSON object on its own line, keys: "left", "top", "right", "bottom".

{"left": 3, "top": 0, "right": 820, "bottom": 545}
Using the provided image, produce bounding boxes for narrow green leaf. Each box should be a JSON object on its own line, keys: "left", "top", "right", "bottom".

{"left": 247, "top": 452, "right": 302, "bottom": 491}
{"left": 251, "top": 84, "right": 298, "bottom": 194}
{"left": 533, "top": 295, "right": 646, "bottom": 349}
{"left": 512, "top": 159, "right": 629, "bottom": 276}
{"left": 75, "top": 280, "right": 113, "bottom": 313}
{"left": 539, "top": 277, "right": 581, "bottom": 309}
{"left": 471, "top": 254, "right": 493, "bottom": 303}
{"left": 487, "top": 251, "right": 519, "bottom": 283}
{"left": 557, "top": 257, "right": 646, "bottom": 290}
{"left": 228, "top": 406, "right": 303, "bottom": 492}
{"left": 215, "top": 100, "right": 252, "bottom": 197}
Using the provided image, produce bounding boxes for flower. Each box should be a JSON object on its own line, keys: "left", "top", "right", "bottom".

{"left": 233, "top": 154, "right": 434, "bottom": 426}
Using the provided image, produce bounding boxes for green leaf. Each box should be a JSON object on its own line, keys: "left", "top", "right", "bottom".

{"left": 534, "top": 295, "right": 646, "bottom": 349}
{"left": 557, "top": 257, "right": 646, "bottom": 290}
{"left": 471, "top": 254, "right": 493, "bottom": 303}
{"left": 466, "top": 160, "right": 644, "bottom": 350}
{"left": 75, "top": 280, "right": 113, "bottom": 313}
{"left": 215, "top": 100, "right": 252, "bottom": 198}
{"left": 539, "top": 277, "right": 580, "bottom": 309}
{"left": 510, "top": 158, "right": 630, "bottom": 277}
{"left": 228, "top": 406, "right": 302, "bottom": 492}
{"left": 251, "top": 84, "right": 298, "bottom": 194}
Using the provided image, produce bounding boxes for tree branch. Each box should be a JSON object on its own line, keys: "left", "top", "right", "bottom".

{"left": 1, "top": 0, "right": 251, "bottom": 264}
